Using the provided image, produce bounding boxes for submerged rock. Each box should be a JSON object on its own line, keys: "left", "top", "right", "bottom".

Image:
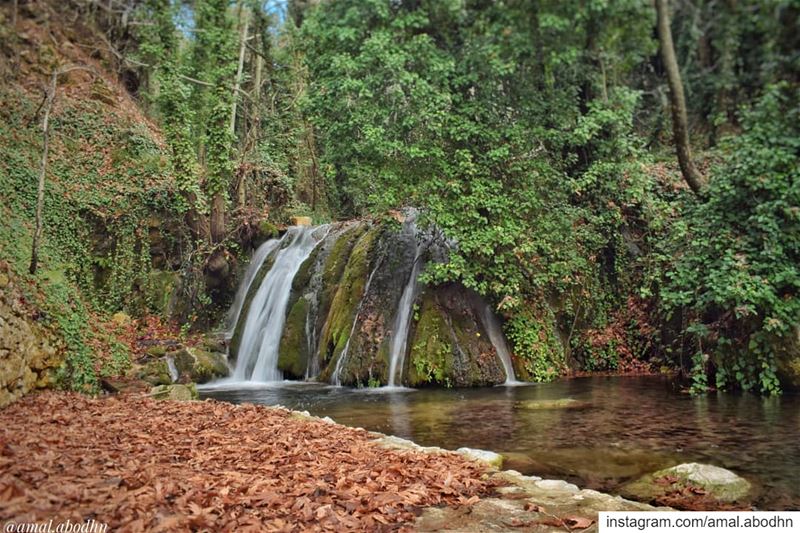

{"left": 149, "top": 383, "right": 198, "bottom": 401}
{"left": 622, "top": 462, "right": 751, "bottom": 503}
{"left": 514, "top": 398, "right": 588, "bottom": 410}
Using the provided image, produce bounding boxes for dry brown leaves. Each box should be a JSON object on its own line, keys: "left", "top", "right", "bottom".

{"left": 0, "top": 392, "right": 494, "bottom": 531}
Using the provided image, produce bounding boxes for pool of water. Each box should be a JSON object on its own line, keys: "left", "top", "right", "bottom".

{"left": 200, "top": 375, "right": 800, "bottom": 509}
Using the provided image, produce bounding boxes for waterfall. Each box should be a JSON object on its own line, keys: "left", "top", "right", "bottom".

{"left": 479, "top": 303, "right": 520, "bottom": 385}
{"left": 223, "top": 238, "right": 280, "bottom": 340}
{"left": 165, "top": 355, "right": 179, "bottom": 383}
{"left": 330, "top": 258, "right": 383, "bottom": 386}
{"left": 232, "top": 226, "right": 326, "bottom": 382}
{"left": 387, "top": 221, "right": 423, "bottom": 387}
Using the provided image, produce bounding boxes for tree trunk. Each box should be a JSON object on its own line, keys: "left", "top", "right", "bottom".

{"left": 655, "top": 0, "right": 706, "bottom": 194}
{"left": 230, "top": 2, "right": 250, "bottom": 139}
{"left": 210, "top": 193, "right": 225, "bottom": 244}
{"left": 30, "top": 71, "right": 58, "bottom": 275}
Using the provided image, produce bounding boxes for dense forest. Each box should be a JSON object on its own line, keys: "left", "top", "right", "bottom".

{"left": 1, "top": 0, "right": 798, "bottom": 400}
{"left": 2, "top": 0, "right": 800, "bottom": 526}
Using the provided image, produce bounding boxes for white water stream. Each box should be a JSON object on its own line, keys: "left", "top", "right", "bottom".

{"left": 232, "top": 226, "right": 326, "bottom": 382}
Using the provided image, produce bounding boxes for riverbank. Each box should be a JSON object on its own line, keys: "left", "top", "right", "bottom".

{"left": 0, "top": 391, "right": 662, "bottom": 531}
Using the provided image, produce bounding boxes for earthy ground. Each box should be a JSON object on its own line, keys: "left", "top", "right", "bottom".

{"left": 0, "top": 392, "right": 493, "bottom": 532}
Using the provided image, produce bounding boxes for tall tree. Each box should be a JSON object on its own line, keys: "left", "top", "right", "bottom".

{"left": 655, "top": 0, "right": 706, "bottom": 194}
{"left": 193, "top": 0, "right": 237, "bottom": 244}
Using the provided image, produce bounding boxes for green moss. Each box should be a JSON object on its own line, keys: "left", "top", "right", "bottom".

{"left": 137, "top": 359, "right": 172, "bottom": 386}
{"left": 145, "top": 270, "right": 178, "bottom": 316}
{"left": 407, "top": 294, "right": 454, "bottom": 387}
{"left": 192, "top": 349, "right": 229, "bottom": 383}
{"left": 278, "top": 297, "right": 311, "bottom": 378}
{"left": 321, "top": 224, "right": 368, "bottom": 299}
{"left": 292, "top": 246, "right": 320, "bottom": 295}
{"left": 172, "top": 347, "right": 228, "bottom": 384}
{"left": 150, "top": 383, "right": 198, "bottom": 401}
{"left": 258, "top": 220, "right": 279, "bottom": 240}
{"left": 318, "top": 225, "right": 379, "bottom": 380}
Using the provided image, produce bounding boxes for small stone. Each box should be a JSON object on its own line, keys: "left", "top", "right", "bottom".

{"left": 535, "top": 479, "right": 579, "bottom": 492}
{"left": 456, "top": 448, "right": 504, "bottom": 469}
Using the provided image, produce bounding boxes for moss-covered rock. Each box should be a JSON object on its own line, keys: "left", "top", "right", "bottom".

{"left": 136, "top": 359, "right": 172, "bottom": 386}
{"left": 318, "top": 224, "right": 381, "bottom": 382}
{"left": 407, "top": 295, "right": 456, "bottom": 387}
{"left": 406, "top": 285, "right": 506, "bottom": 387}
{"left": 621, "top": 463, "right": 752, "bottom": 504}
{"left": 278, "top": 297, "right": 311, "bottom": 378}
{"left": 150, "top": 383, "right": 198, "bottom": 401}
{"left": 145, "top": 270, "right": 179, "bottom": 317}
{"left": 0, "top": 281, "right": 63, "bottom": 407}
{"left": 171, "top": 347, "right": 229, "bottom": 384}
{"left": 316, "top": 223, "right": 369, "bottom": 336}
{"left": 257, "top": 220, "right": 279, "bottom": 243}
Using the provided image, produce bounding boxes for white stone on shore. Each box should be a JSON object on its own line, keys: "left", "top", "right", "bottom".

{"left": 456, "top": 447, "right": 504, "bottom": 468}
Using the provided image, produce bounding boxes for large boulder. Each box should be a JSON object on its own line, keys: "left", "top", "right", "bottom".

{"left": 621, "top": 463, "right": 751, "bottom": 504}
{"left": 171, "top": 346, "right": 229, "bottom": 384}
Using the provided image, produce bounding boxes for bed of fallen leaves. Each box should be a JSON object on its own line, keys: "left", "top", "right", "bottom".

{"left": 0, "top": 392, "right": 495, "bottom": 532}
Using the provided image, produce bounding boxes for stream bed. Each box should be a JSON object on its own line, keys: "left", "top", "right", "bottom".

{"left": 201, "top": 375, "right": 800, "bottom": 509}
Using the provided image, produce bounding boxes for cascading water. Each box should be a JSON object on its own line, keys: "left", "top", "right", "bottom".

{"left": 165, "top": 355, "right": 179, "bottom": 383}
{"left": 387, "top": 221, "right": 423, "bottom": 388}
{"left": 223, "top": 238, "right": 280, "bottom": 340}
{"left": 479, "top": 303, "right": 520, "bottom": 385}
{"left": 232, "top": 226, "right": 327, "bottom": 382}
{"left": 214, "top": 218, "right": 524, "bottom": 388}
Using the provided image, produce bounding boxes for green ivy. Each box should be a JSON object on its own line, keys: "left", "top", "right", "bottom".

{"left": 662, "top": 84, "right": 800, "bottom": 394}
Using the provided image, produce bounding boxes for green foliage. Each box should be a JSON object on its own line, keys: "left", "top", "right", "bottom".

{"left": 0, "top": 81, "right": 174, "bottom": 392}
{"left": 662, "top": 84, "right": 800, "bottom": 394}
{"left": 505, "top": 308, "right": 565, "bottom": 381}
{"left": 300, "top": 0, "right": 656, "bottom": 379}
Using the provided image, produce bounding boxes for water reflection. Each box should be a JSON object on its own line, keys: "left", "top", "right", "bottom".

{"left": 200, "top": 376, "right": 800, "bottom": 509}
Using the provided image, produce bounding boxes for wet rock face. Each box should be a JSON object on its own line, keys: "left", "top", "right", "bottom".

{"left": 406, "top": 284, "right": 506, "bottom": 387}
{"left": 0, "top": 274, "right": 63, "bottom": 407}
{"left": 232, "top": 219, "right": 516, "bottom": 387}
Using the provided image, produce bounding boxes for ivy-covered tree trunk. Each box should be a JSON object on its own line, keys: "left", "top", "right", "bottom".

{"left": 655, "top": 0, "right": 706, "bottom": 194}
{"left": 193, "top": 0, "right": 237, "bottom": 245}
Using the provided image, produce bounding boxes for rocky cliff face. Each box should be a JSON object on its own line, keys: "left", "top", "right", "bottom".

{"left": 231, "top": 219, "right": 514, "bottom": 387}
{"left": 0, "top": 268, "right": 63, "bottom": 407}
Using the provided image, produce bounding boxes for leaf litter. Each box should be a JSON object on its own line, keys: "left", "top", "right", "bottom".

{"left": 0, "top": 392, "right": 496, "bottom": 531}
